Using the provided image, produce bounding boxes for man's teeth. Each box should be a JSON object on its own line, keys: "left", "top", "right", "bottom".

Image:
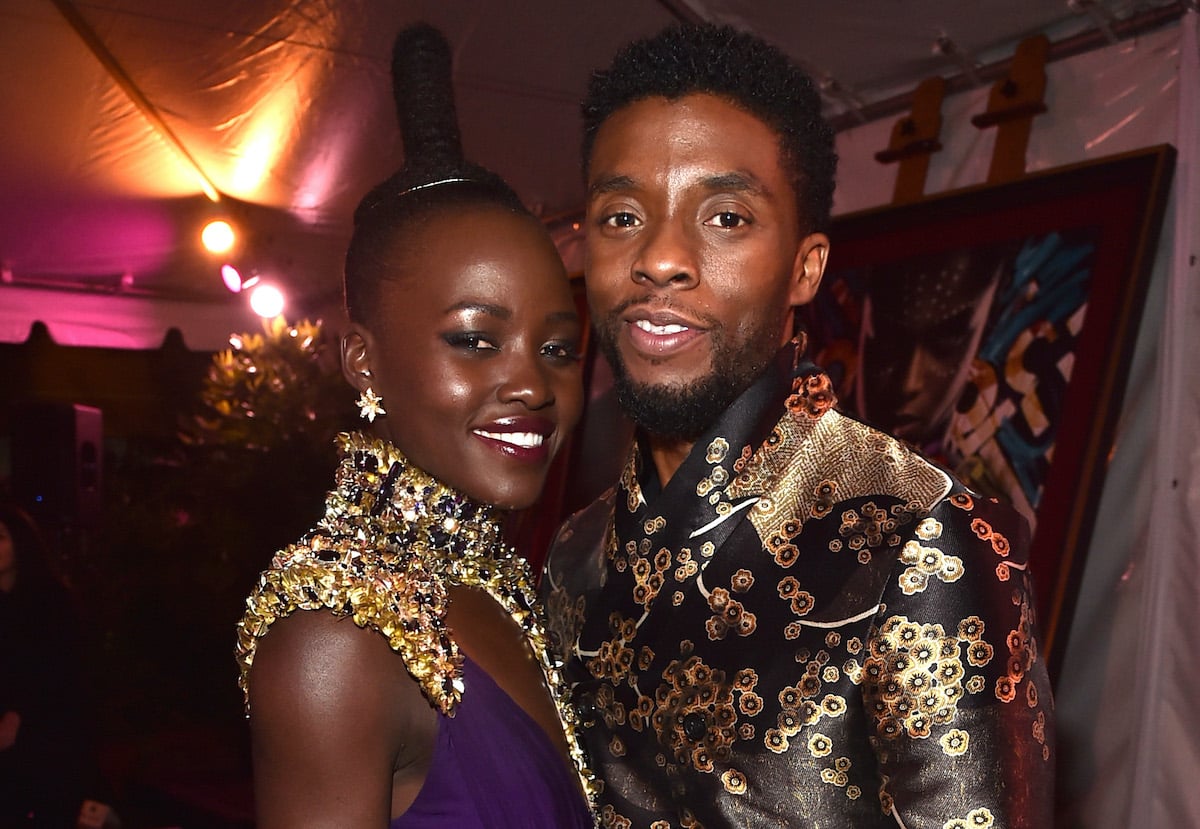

{"left": 635, "top": 320, "right": 689, "bottom": 335}
{"left": 474, "top": 430, "right": 545, "bottom": 448}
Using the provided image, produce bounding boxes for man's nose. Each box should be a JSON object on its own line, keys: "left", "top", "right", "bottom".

{"left": 631, "top": 220, "right": 699, "bottom": 290}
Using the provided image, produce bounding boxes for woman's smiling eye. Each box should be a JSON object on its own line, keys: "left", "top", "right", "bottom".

{"left": 541, "top": 340, "right": 582, "bottom": 362}
{"left": 705, "top": 210, "right": 751, "bottom": 229}
{"left": 443, "top": 331, "right": 499, "bottom": 352}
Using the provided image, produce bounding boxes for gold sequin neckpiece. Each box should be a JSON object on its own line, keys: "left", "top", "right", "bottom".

{"left": 235, "top": 431, "right": 597, "bottom": 805}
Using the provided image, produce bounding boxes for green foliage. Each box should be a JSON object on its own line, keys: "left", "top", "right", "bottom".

{"left": 181, "top": 316, "right": 352, "bottom": 452}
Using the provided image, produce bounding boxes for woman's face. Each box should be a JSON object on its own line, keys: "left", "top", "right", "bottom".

{"left": 344, "top": 206, "right": 584, "bottom": 510}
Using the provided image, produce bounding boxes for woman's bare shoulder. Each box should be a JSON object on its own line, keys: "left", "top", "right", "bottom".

{"left": 250, "top": 610, "right": 430, "bottom": 728}
{"left": 248, "top": 610, "right": 438, "bottom": 827}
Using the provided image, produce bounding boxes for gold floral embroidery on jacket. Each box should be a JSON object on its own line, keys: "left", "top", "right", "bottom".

{"left": 544, "top": 364, "right": 1054, "bottom": 827}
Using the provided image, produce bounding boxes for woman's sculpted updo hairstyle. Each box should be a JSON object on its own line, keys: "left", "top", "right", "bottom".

{"left": 344, "top": 23, "right": 537, "bottom": 326}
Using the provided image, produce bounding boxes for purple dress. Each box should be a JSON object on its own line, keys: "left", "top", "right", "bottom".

{"left": 390, "top": 656, "right": 593, "bottom": 828}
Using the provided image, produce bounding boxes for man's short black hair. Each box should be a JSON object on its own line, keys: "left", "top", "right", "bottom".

{"left": 582, "top": 23, "right": 837, "bottom": 234}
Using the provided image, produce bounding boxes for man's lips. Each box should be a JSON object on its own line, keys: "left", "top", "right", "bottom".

{"left": 634, "top": 319, "right": 689, "bottom": 336}
{"left": 623, "top": 311, "right": 706, "bottom": 356}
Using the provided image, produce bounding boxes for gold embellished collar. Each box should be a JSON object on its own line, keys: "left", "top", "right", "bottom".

{"left": 323, "top": 430, "right": 507, "bottom": 563}
{"left": 236, "top": 431, "right": 598, "bottom": 808}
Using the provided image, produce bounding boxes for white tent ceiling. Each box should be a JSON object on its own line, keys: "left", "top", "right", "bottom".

{"left": 0, "top": 0, "right": 1185, "bottom": 347}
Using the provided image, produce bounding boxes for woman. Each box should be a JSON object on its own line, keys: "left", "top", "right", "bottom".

{"left": 235, "top": 25, "right": 594, "bottom": 828}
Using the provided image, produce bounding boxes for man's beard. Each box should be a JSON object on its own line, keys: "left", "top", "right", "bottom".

{"left": 594, "top": 317, "right": 781, "bottom": 442}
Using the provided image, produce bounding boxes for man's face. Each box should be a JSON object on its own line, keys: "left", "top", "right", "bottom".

{"left": 584, "top": 93, "right": 828, "bottom": 440}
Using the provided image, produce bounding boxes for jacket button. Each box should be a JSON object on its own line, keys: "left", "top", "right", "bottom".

{"left": 574, "top": 691, "right": 597, "bottom": 726}
{"left": 682, "top": 712, "right": 707, "bottom": 742}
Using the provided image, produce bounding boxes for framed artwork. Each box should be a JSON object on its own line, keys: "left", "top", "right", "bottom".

{"left": 800, "top": 144, "right": 1176, "bottom": 677}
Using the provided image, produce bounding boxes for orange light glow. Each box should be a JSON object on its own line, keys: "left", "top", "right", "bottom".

{"left": 202, "top": 220, "right": 236, "bottom": 254}
{"left": 228, "top": 77, "right": 307, "bottom": 199}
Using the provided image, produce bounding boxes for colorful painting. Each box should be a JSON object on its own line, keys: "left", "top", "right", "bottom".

{"left": 800, "top": 145, "right": 1175, "bottom": 672}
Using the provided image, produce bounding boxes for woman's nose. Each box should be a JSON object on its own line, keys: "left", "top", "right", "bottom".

{"left": 497, "top": 352, "right": 554, "bottom": 409}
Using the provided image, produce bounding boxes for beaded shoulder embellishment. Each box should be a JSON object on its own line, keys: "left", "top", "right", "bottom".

{"left": 235, "top": 432, "right": 598, "bottom": 804}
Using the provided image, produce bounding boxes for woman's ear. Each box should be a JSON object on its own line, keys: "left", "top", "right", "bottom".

{"left": 340, "top": 324, "right": 374, "bottom": 391}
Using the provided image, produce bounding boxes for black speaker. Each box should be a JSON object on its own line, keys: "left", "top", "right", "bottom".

{"left": 10, "top": 402, "right": 103, "bottom": 529}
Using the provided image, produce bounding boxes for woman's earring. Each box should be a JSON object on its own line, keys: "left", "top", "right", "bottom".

{"left": 356, "top": 381, "right": 386, "bottom": 423}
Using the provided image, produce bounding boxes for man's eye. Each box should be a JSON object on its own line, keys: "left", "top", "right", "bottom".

{"left": 707, "top": 211, "right": 750, "bottom": 229}
{"left": 603, "top": 211, "right": 639, "bottom": 228}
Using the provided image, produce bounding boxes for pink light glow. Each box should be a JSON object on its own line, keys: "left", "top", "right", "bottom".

{"left": 221, "top": 264, "right": 243, "bottom": 292}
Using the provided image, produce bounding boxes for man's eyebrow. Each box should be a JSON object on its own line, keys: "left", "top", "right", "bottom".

{"left": 587, "top": 174, "right": 637, "bottom": 198}
{"left": 700, "top": 171, "right": 768, "bottom": 196}
{"left": 588, "top": 171, "right": 771, "bottom": 198}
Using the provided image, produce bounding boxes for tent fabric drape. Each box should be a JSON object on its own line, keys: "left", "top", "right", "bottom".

{"left": 1129, "top": 10, "right": 1200, "bottom": 827}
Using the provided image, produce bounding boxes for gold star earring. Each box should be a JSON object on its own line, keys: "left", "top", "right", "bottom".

{"left": 356, "top": 372, "right": 386, "bottom": 423}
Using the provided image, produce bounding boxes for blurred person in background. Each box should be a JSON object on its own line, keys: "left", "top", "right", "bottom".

{"left": 0, "top": 501, "right": 96, "bottom": 827}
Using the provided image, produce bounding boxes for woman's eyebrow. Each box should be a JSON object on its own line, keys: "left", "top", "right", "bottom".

{"left": 444, "top": 301, "right": 512, "bottom": 319}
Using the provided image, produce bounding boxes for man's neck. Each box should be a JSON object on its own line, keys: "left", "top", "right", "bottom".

{"left": 647, "top": 436, "right": 695, "bottom": 488}
{"left": 641, "top": 344, "right": 799, "bottom": 489}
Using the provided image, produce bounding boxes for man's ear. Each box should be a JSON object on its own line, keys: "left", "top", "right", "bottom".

{"left": 341, "top": 324, "right": 374, "bottom": 391}
{"left": 789, "top": 232, "right": 830, "bottom": 307}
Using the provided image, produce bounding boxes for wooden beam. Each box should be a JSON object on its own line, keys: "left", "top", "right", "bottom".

{"left": 875, "top": 76, "right": 946, "bottom": 203}
{"left": 51, "top": 0, "right": 222, "bottom": 202}
{"left": 971, "top": 35, "right": 1050, "bottom": 184}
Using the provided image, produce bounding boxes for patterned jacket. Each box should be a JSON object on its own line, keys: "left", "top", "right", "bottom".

{"left": 542, "top": 350, "right": 1054, "bottom": 828}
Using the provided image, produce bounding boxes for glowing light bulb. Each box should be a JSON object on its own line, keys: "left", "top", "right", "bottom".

{"left": 202, "top": 220, "right": 236, "bottom": 254}
{"left": 250, "top": 284, "right": 285, "bottom": 318}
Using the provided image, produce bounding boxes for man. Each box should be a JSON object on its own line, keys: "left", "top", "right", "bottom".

{"left": 542, "top": 23, "right": 1054, "bottom": 829}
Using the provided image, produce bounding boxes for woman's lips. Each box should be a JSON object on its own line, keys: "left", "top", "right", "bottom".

{"left": 471, "top": 418, "right": 553, "bottom": 462}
